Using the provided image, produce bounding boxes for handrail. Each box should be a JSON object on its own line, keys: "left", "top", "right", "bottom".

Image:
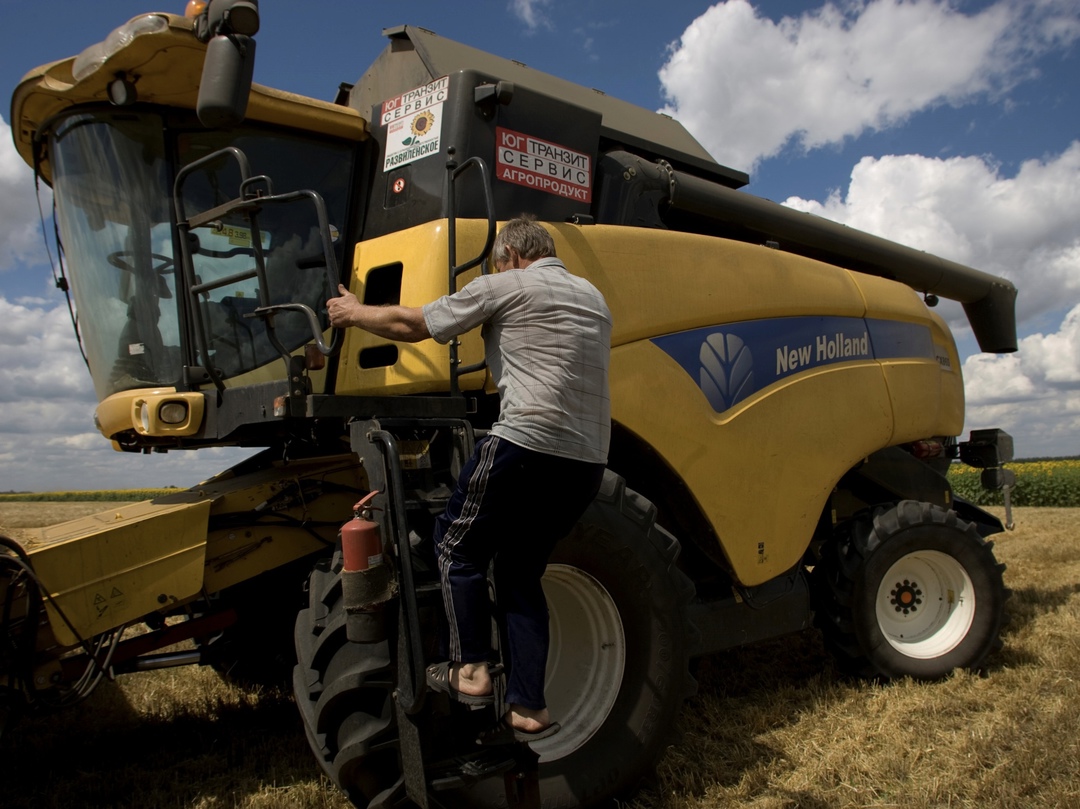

{"left": 244, "top": 188, "right": 344, "bottom": 358}
{"left": 173, "top": 147, "right": 343, "bottom": 395}
{"left": 444, "top": 149, "right": 497, "bottom": 396}
{"left": 368, "top": 429, "right": 428, "bottom": 715}
{"left": 174, "top": 147, "right": 254, "bottom": 393}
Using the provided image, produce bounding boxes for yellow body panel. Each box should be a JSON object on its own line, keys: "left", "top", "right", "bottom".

{"left": 882, "top": 360, "right": 963, "bottom": 444}
{"left": 334, "top": 220, "right": 869, "bottom": 392}
{"left": 854, "top": 274, "right": 965, "bottom": 443}
{"left": 551, "top": 224, "right": 870, "bottom": 345}
{"left": 22, "top": 498, "right": 213, "bottom": 646}
{"left": 195, "top": 454, "right": 364, "bottom": 594}
{"left": 612, "top": 342, "right": 893, "bottom": 585}
{"left": 333, "top": 222, "right": 962, "bottom": 586}
{"left": 336, "top": 221, "right": 488, "bottom": 396}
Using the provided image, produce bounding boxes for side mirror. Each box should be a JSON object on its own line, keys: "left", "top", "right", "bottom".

{"left": 195, "top": 0, "right": 260, "bottom": 129}
{"left": 197, "top": 34, "right": 256, "bottom": 128}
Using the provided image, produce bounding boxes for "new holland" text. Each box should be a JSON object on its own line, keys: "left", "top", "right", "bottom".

{"left": 776, "top": 331, "right": 870, "bottom": 374}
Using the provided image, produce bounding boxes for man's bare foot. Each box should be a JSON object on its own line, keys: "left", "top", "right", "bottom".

{"left": 451, "top": 661, "right": 492, "bottom": 697}
{"left": 476, "top": 706, "right": 561, "bottom": 746}
{"left": 507, "top": 703, "right": 551, "bottom": 733}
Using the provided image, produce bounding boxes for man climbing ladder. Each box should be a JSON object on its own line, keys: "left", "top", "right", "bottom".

{"left": 327, "top": 216, "right": 612, "bottom": 742}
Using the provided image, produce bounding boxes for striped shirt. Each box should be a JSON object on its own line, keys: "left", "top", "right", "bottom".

{"left": 422, "top": 257, "right": 611, "bottom": 464}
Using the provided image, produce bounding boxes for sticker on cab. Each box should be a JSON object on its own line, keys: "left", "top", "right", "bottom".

{"left": 381, "top": 77, "right": 449, "bottom": 172}
{"left": 496, "top": 127, "right": 592, "bottom": 203}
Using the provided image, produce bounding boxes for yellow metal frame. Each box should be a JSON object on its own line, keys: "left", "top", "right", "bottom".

{"left": 21, "top": 453, "right": 365, "bottom": 648}
{"left": 10, "top": 13, "right": 366, "bottom": 180}
{"left": 23, "top": 497, "right": 213, "bottom": 647}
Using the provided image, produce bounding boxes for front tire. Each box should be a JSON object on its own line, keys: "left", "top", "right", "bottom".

{"left": 293, "top": 553, "right": 402, "bottom": 807}
{"left": 813, "top": 500, "right": 1009, "bottom": 680}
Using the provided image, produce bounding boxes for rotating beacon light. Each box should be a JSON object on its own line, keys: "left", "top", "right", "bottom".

{"left": 340, "top": 492, "right": 396, "bottom": 642}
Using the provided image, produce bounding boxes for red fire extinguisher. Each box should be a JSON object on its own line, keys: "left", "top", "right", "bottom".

{"left": 340, "top": 491, "right": 393, "bottom": 643}
{"left": 341, "top": 491, "right": 383, "bottom": 572}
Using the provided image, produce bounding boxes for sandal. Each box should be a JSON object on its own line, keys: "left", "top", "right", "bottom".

{"left": 425, "top": 661, "right": 496, "bottom": 706}
{"left": 477, "top": 716, "right": 561, "bottom": 746}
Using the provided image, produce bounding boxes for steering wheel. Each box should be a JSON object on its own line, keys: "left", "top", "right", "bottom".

{"left": 107, "top": 251, "right": 176, "bottom": 274}
{"left": 107, "top": 251, "right": 177, "bottom": 299}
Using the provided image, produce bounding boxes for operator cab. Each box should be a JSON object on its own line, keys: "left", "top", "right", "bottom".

{"left": 49, "top": 110, "right": 356, "bottom": 402}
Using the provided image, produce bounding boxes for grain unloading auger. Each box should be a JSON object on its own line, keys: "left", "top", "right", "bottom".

{"left": 3, "top": 4, "right": 1016, "bottom": 806}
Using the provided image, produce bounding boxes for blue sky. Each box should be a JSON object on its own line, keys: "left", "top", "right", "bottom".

{"left": 0, "top": 0, "right": 1078, "bottom": 490}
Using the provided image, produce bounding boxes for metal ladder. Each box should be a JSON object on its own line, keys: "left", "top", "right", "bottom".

{"left": 350, "top": 152, "right": 542, "bottom": 808}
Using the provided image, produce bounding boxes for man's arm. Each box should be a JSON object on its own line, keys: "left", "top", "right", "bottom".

{"left": 327, "top": 284, "right": 431, "bottom": 343}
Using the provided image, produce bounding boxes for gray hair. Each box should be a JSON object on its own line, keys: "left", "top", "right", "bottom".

{"left": 492, "top": 216, "right": 556, "bottom": 263}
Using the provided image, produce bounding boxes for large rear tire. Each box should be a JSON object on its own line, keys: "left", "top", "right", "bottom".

{"left": 813, "top": 500, "right": 1009, "bottom": 680}
{"left": 293, "top": 471, "right": 697, "bottom": 808}
{"left": 460, "top": 470, "right": 697, "bottom": 806}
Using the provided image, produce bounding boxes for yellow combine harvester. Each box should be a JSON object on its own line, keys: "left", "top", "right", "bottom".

{"left": 2, "top": 3, "right": 1017, "bottom": 807}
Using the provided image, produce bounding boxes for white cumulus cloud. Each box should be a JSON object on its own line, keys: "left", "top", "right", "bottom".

{"left": 0, "top": 294, "right": 253, "bottom": 492}
{"left": 0, "top": 117, "right": 51, "bottom": 272}
{"left": 659, "top": 0, "right": 1080, "bottom": 171}
{"left": 782, "top": 142, "right": 1080, "bottom": 326}
{"left": 780, "top": 144, "right": 1080, "bottom": 457}
{"left": 966, "top": 303, "right": 1080, "bottom": 396}
{"left": 509, "top": 0, "right": 554, "bottom": 33}
{"left": 962, "top": 309, "right": 1080, "bottom": 456}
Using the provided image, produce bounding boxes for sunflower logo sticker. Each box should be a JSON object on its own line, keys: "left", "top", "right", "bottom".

{"left": 407, "top": 111, "right": 435, "bottom": 143}
{"left": 381, "top": 77, "right": 449, "bottom": 171}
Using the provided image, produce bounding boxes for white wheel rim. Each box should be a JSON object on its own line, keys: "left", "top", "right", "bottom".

{"left": 875, "top": 550, "right": 976, "bottom": 659}
{"left": 535, "top": 563, "right": 625, "bottom": 762}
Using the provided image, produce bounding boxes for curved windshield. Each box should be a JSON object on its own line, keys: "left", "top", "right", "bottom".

{"left": 49, "top": 110, "right": 354, "bottom": 400}
{"left": 52, "top": 112, "right": 179, "bottom": 400}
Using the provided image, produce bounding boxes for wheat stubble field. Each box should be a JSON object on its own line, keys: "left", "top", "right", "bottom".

{"left": 1, "top": 503, "right": 1077, "bottom": 809}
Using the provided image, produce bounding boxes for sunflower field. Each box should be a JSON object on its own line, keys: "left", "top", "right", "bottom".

{"left": 0, "top": 489, "right": 178, "bottom": 502}
{"left": 948, "top": 458, "right": 1080, "bottom": 507}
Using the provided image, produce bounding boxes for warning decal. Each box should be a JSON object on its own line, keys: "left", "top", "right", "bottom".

{"left": 381, "top": 77, "right": 449, "bottom": 172}
{"left": 496, "top": 127, "right": 592, "bottom": 203}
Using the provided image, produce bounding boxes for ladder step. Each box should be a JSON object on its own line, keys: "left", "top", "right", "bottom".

{"left": 405, "top": 498, "right": 450, "bottom": 511}
{"left": 429, "top": 750, "right": 517, "bottom": 791}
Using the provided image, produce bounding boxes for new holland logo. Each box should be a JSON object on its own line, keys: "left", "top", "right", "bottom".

{"left": 653, "top": 315, "right": 933, "bottom": 416}
{"left": 699, "top": 333, "right": 754, "bottom": 413}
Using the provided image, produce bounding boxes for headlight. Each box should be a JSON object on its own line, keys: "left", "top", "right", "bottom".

{"left": 130, "top": 393, "right": 205, "bottom": 436}
{"left": 159, "top": 402, "right": 189, "bottom": 425}
{"left": 137, "top": 400, "right": 152, "bottom": 434}
{"left": 72, "top": 15, "right": 169, "bottom": 82}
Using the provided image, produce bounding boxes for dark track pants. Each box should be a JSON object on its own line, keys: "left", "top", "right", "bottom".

{"left": 433, "top": 435, "right": 605, "bottom": 710}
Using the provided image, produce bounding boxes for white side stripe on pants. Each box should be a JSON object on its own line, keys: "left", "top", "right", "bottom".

{"left": 437, "top": 436, "right": 500, "bottom": 661}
